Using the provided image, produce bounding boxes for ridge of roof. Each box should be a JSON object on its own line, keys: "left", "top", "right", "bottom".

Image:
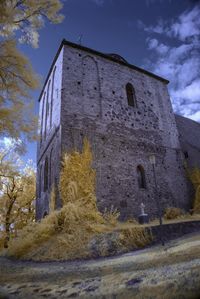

{"left": 38, "top": 38, "right": 169, "bottom": 102}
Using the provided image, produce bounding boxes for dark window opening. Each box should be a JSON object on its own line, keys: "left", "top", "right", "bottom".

{"left": 184, "top": 151, "right": 189, "bottom": 159}
{"left": 39, "top": 165, "right": 42, "bottom": 197}
{"left": 50, "top": 66, "right": 56, "bottom": 128}
{"left": 137, "top": 165, "right": 146, "bottom": 189}
{"left": 44, "top": 80, "right": 51, "bottom": 139}
{"left": 44, "top": 157, "right": 49, "bottom": 192}
{"left": 40, "top": 92, "right": 46, "bottom": 144}
{"left": 126, "top": 83, "right": 136, "bottom": 107}
{"left": 49, "top": 148, "right": 53, "bottom": 188}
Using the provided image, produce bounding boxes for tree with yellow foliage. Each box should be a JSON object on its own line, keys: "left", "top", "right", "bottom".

{"left": 59, "top": 138, "right": 96, "bottom": 206}
{"left": 0, "top": 0, "right": 64, "bottom": 141}
{"left": 5, "top": 139, "right": 151, "bottom": 261}
{"left": 0, "top": 143, "right": 36, "bottom": 248}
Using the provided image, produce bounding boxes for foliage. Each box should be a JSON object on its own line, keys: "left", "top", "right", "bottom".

{"left": 0, "top": 143, "right": 36, "bottom": 248}
{"left": 119, "top": 227, "right": 153, "bottom": 250}
{"left": 49, "top": 185, "right": 56, "bottom": 213}
{"left": 0, "top": 0, "right": 63, "bottom": 141}
{"left": 59, "top": 139, "right": 96, "bottom": 206}
{"left": 164, "top": 207, "right": 183, "bottom": 220}
{"left": 5, "top": 139, "right": 151, "bottom": 261}
{"left": 0, "top": 40, "right": 38, "bottom": 140}
{"left": 188, "top": 168, "right": 200, "bottom": 214}
{"left": 0, "top": 0, "right": 64, "bottom": 48}
{"left": 102, "top": 205, "right": 120, "bottom": 226}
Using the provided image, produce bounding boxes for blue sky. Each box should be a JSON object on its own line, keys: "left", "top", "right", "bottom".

{"left": 21, "top": 0, "right": 200, "bottom": 163}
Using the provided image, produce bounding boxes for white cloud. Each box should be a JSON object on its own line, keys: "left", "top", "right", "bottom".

{"left": 156, "top": 43, "right": 169, "bottom": 55}
{"left": 178, "top": 80, "right": 200, "bottom": 102}
{"left": 188, "top": 110, "right": 200, "bottom": 122}
{"left": 169, "top": 6, "right": 200, "bottom": 41}
{"left": 145, "top": 19, "right": 166, "bottom": 34}
{"left": 147, "top": 38, "right": 159, "bottom": 49}
{"left": 141, "top": 5, "right": 200, "bottom": 122}
{"left": 143, "top": 5, "right": 200, "bottom": 42}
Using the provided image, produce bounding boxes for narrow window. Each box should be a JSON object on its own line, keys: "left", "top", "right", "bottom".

{"left": 137, "top": 165, "right": 146, "bottom": 189}
{"left": 126, "top": 83, "right": 136, "bottom": 107}
{"left": 39, "top": 165, "right": 42, "bottom": 197}
{"left": 44, "top": 80, "right": 51, "bottom": 139}
{"left": 49, "top": 148, "right": 53, "bottom": 188}
{"left": 50, "top": 67, "right": 56, "bottom": 128}
{"left": 184, "top": 151, "right": 189, "bottom": 159}
{"left": 44, "top": 157, "right": 49, "bottom": 192}
{"left": 40, "top": 92, "right": 46, "bottom": 144}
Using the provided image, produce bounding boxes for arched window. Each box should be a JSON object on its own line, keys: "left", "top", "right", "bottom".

{"left": 40, "top": 92, "right": 46, "bottom": 144}
{"left": 39, "top": 165, "right": 42, "bottom": 197}
{"left": 50, "top": 66, "right": 56, "bottom": 128}
{"left": 137, "top": 165, "right": 146, "bottom": 189}
{"left": 44, "top": 80, "right": 51, "bottom": 139}
{"left": 44, "top": 157, "right": 49, "bottom": 192}
{"left": 126, "top": 83, "right": 136, "bottom": 107}
{"left": 49, "top": 148, "right": 53, "bottom": 188}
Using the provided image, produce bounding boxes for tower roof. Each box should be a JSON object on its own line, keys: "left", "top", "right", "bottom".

{"left": 38, "top": 39, "right": 169, "bottom": 102}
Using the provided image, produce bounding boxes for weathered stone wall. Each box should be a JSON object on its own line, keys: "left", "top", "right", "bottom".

{"left": 36, "top": 40, "right": 199, "bottom": 221}
{"left": 60, "top": 43, "right": 190, "bottom": 220}
{"left": 36, "top": 48, "right": 64, "bottom": 219}
{"left": 175, "top": 114, "right": 200, "bottom": 169}
{"left": 149, "top": 220, "right": 200, "bottom": 244}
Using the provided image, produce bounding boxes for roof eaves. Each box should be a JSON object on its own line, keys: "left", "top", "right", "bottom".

{"left": 38, "top": 38, "right": 169, "bottom": 102}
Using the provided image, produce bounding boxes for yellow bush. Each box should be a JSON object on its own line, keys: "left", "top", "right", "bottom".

{"left": 120, "top": 227, "right": 152, "bottom": 250}
{"left": 164, "top": 207, "right": 183, "bottom": 220}
{"left": 49, "top": 185, "right": 56, "bottom": 213}
{"left": 59, "top": 138, "right": 96, "bottom": 206}
{"left": 188, "top": 168, "right": 200, "bottom": 214}
{"left": 193, "top": 186, "right": 200, "bottom": 213}
{"left": 102, "top": 205, "right": 120, "bottom": 226}
{"left": 5, "top": 138, "right": 152, "bottom": 261}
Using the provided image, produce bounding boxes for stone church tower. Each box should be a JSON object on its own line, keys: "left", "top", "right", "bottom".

{"left": 36, "top": 39, "right": 192, "bottom": 220}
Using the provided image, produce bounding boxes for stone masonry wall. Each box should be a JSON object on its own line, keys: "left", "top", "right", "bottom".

{"left": 36, "top": 48, "right": 64, "bottom": 219}
{"left": 176, "top": 114, "right": 200, "bottom": 169}
{"left": 36, "top": 41, "right": 198, "bottom": 221}
{"left": 60, "top": 43, "right": 191, "bottom": 220}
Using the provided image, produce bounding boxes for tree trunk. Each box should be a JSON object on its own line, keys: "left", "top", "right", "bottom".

{"left": 4, "top": 197, "right": 15, "bottom": 248}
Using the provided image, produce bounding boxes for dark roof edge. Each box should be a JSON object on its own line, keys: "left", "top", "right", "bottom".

{"left": 62, "top": 39, "right": 169, "bottom": 84}
{"left": 38, "top": 39, "right": 169, "bottom": 102}
{"left": 175, "top": 113, "right": 200, "bottom": 126}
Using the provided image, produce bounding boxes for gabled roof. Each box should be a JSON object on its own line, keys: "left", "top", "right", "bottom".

{"left": 38, "top": 39, "right": 169, "bottom": 102}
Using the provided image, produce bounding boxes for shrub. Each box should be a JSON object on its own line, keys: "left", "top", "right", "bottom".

{"left": 193, "top": 186, "right": 200, "bottom": 214}
{"left": 119, "top": 227, "right": 153, "bottom": 250}
{"left": 187, "top": 168, "right": 200, "bottom": 214}
{"left": 102, "top": 205, "right": 120, "bottom": 226}
{"left": 5, "top": 138, "right": 152, "bottom": 261}
{"left": 164, "top": 207, "right": 183, "bottom": 220}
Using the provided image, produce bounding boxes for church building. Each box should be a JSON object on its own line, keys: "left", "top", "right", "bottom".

{"left": 36, "top": 39, "right": 200, "bottom": 220}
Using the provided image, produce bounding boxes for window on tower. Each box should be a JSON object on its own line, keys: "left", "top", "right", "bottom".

{"left": 126, "top": 83, "right": 137, "bottom": 107}
{"left": 137, "top": 165, "right": 146, "bottom": 189}
{"left": 44, "top": 157, "right": 49, "bottom": 192}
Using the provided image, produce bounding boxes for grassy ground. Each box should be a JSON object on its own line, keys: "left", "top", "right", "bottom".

{"left": 0, "top": 232, "right": 200, "bottom": 299}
